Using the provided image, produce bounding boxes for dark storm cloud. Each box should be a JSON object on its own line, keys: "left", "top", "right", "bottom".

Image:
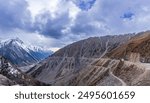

{"left": 33, "top": 11, "right": 71, "bottom": 39}
{"left": 0, "top": 0, "right": 32, "bottom": 31}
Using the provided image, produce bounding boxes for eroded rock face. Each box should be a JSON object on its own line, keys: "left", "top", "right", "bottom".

{"left": 27, "top": 57, "right": 94, "bottom": 84}
{"left": 27, "top": 32, "right": 150, "bottom": 86}
{"left": 51, "top": 58, "right": 149, "bottom": 86}
{"left": 27, "top": 57, "right": 150, "bottom": 86}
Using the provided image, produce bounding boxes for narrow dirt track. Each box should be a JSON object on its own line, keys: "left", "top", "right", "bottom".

{"left": 109, "top": 70, "right": 127, "bottom": 86}
{"left": 92, "top": 59, "right": 127, "bottom": 86}
{"left": 108, "top": 60, "right": 127, "bottom": 86}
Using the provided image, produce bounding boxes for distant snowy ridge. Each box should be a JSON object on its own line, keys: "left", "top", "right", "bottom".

{"left": 0, "top": 38, "right": 52, "bottom": 53}
{"left": 0, "top": 38, "right": 53, "bottom": 67}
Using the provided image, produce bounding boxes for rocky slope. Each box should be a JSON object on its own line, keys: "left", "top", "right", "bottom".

{"left": 0, "top": 74, "right": 15, "bottom": 86}
{"left": 27, "top": 33, "right": 150, "bottom": 86}
{"left": 29, "top": 57, "right": 150, "bottom": 86}
{"left": 52, "top": 34, "right": 134, "bottom": 58}
{"left": 107, "top": 31, "right": 150, "bottom": 63}
{"left": 0, "top": 56, "right": 49, "bottom": 86}
{"left": 67, "top": 59, "right": 149, "bottom": 86}
{"left": 27, "top": 57, "right": 95, "bottom": 84}
{"left": 7, "top": 31, "right": 147, "bottom": 86}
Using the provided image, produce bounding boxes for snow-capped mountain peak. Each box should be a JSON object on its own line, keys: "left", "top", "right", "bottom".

{"left": 1, "top": 38, "right": 23, "bottom": 45}
{"left": 0, "top": 38, "right": 52, "bottom": 53}
{"left": 0, "top": 38, "right": 53, "bottom": 67}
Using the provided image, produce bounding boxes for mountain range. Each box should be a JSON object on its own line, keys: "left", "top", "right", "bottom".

{"left": 26, "top": 31, "right": 150, "bottom": 86}
{"left": 0, "top": 31, "right": 150, "bottom": 86}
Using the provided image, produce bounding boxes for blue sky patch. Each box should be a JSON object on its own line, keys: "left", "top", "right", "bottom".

{"left": 74, "top": 0, "right": 96, "bottom": 11}
{"left": 121, "top": 12, "right": 135, "bottom": 20}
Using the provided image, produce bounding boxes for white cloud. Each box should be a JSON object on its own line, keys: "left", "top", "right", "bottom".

{"left": 26, "top": 0, "right": 59, "bottom": 20}
{"left": 0, "top": 29, "right": 63, "bottom": 52}
{"left": 71, "top": 0, "right": 150, "bottom": 35}
{"left": 26, "top": 0, "right": 81, "bottom": 22}
{"left": 15, "top": 0, "right": 150, "bottom": 46}
{"left": 1, "top": 0, "right": 150, "bottom": 50}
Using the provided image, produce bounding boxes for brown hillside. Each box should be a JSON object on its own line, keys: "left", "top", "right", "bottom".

{"left": 108, "top": 31, "right": 150, "bottom": 63}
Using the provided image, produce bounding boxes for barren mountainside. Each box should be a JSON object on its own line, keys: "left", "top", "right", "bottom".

{"left": 52, "top": 34, "right": 134, "bottom": 58}
{"left": 27, "top": 32, "right": 150, "bottom": 86}
{"left": 108, "top": 31, "right": 150, "bottom": 63}
{"left": 27, "top": 34, "right": 134, "bottom": 83}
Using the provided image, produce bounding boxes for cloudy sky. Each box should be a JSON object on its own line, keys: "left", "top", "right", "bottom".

{"left": 0, "top": 0, "right": 150, "bottom": 51}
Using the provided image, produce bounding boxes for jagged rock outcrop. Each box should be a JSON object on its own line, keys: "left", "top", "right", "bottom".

{"left": 0, "top": 56, "right": 49, "bottom": 86}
